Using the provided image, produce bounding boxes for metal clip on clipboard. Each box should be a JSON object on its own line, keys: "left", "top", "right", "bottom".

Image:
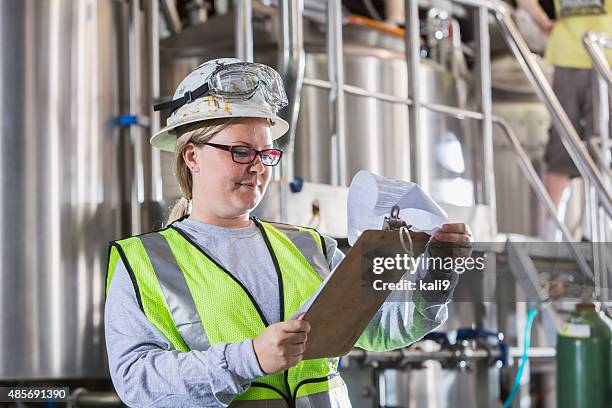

{"left": 382, "top": 205, "right": 411, "bottom": 230}
{"left": 382, "top": 205, "right": 415, "bottom": 256}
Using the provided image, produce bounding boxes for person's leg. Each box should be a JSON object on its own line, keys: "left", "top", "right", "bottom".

{"left": 541, "top": 171, "right": 572, "bottom": 240}
{"left": 544, "top": 171, "right": 571, "bottom": 208}
{"left": 542, "top": 67, "right": 583, "bottom": 239}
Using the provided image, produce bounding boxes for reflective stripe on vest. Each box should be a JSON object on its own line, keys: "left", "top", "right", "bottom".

{"left": 139, "top": 232, "right": 210, "bottom": 351}
{"left": 231, "top": 376, "right": 351, "bottom": 408}
{"left": 106, "top": 218, "right": 344, "bottom": 406}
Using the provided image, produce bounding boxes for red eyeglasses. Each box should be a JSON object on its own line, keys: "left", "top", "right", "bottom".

{"left": 199, "top": 142, "right": 283, "bottom": 166}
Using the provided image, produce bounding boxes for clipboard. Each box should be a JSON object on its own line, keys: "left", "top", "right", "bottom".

{"left": 299, "top": 207, "right": 431, "bottom": 360}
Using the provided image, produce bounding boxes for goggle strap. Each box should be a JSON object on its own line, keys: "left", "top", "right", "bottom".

{"left": 153, "top": 82, "right": 211, "bottom": 112}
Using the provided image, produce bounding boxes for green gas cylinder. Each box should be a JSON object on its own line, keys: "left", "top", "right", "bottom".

{"left": 556, "top": 303, "right": 612, "bottom": 408}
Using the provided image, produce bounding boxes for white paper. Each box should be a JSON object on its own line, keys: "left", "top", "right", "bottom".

{"left": 347, "top": 170, "right": 448, "bottom": 245}
{"left": 289, "top": 267, "right": 337, "bottom": 320}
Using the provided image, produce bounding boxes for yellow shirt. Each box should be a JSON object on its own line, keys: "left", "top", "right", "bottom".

{"left": 545, "top": 0, "right": 612, "bottom": 68}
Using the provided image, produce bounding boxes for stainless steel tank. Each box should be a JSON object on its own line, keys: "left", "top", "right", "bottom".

{"left": 158, "top": 13, "right": 476, "bottom": 208}
{"left": 296, "top": 25, "right": 477, "bottom": 208}
{"left": 0, "top": 0, "right": 127, "bottom": 380}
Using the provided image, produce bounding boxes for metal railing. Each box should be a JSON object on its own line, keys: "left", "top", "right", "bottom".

{"left": 262, "top": 1, "right": 608, "bottom": 282}
{"left": 583, "top": 31, "right": 612, "bottom": 302}
{"left": 493, "top": 118, "right": 594, "bottom": 281}
{"left": 302, "top": 77, "right": 595, "bottom": 282}
{"left": 584, "top": 31, "right": 612, "bottom": 87}
{"left": 309, "top": 0, "right": 612, "bottom": 213}
{"left": 582, "top": 32, "right": 611, "bottom": 193}
{"left": 305, "top": 0, "right": 612, "bottom": 276}
{"left": 438, "top": 0, "right": 612, "bottom": 216}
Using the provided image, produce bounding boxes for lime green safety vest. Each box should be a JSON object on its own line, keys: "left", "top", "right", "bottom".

{"left": 106, "top": 218, "right": 350, "bottom": 407}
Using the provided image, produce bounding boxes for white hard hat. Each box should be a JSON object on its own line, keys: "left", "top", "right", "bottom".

{"left": 151, "top": 57, "right": 290, "bottom": 152}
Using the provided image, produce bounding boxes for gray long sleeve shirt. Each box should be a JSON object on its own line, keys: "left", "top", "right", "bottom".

{"left": 104, "top": 218, "right": 458, "bottom": 407}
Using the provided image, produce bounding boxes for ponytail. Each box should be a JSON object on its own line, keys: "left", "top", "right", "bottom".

{"left": 166, "top": 197, "right": 192, "bottom": 225}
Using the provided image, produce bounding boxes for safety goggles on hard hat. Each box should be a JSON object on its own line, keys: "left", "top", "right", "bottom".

{"left": 153, "top": 62, "right": 288, "bottom": 113}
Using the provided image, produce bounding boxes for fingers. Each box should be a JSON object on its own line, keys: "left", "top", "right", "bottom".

{"left": 284, "top": 342, "right": 307, "bottom": 357}
{"left": 440, "top": 223, "right": 471, "bottom": 235}
{"left": 286, "top": 331, "right": 308, "bottom": 345}
{"left": 275, "top": 325, "right": 308, "bottom": 363}
{"left": 281, "top": 319, "right": 311, "bottom": 334}
{"left": 270, "top": 322, "right": 309, "bottom": 346}
{"left": 432, "top": 223, "right": 473, "bottom": 243}
{"left": 432, "top": 232, "right": 472, "bottom": 243}
{"left": 254, "top": 319, "right": 311, "bottom": 374}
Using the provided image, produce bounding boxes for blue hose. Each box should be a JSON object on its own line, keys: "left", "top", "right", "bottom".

{"left": 502, "top": 307, "right": 538, "bottom": 408}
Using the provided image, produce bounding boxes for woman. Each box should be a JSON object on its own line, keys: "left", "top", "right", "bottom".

{"left": 105, "top": 58, "right": 472, "bottom": 407}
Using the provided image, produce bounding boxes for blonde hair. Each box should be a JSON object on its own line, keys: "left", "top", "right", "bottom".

{"left": 165, "top": 118, "right": 242, "bottom": 225}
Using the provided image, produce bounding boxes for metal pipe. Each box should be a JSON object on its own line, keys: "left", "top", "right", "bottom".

{"left": 583, "top": 31, "right": 612, "bottom": 88}
{"left": 423, "top": 101, "right": 485, "bottom": 120}
{"left": 586, "top": 180, "right": 603, "bottom": 299}
{"left": 593, "top": 73, "right": 611, "bottom": 181}
{"left": 597, "top": 205, "right": 610, "bottom": 302}
{"left": 146, "top": 0, "right": 163, "bottom": 203}
{"left": 300, "top": 77, "right": 331, "bottom": 89}
{"left": 304, "top": 77, "right": 490, "bottom": 121}
{"left": 160, "top": 0, "right": 183, "bottom": 34}
{"left": 585, "top": 32, "right": 611, "bottom": 185}
{"left": 474, "top": 6, "right": 495, "bottom": 211}
{"left": 277, "top": 2, "right": 305, "bottom": 169}
{"left": 343, "top": 83, "right": 410, "bottom": 105}
{"left": 584, "top": 32, "right": 611, "bottom": 301}
{"left": 304, "top": 77, "right": 500, "bottom": 122}
{"left": 327, "top": 0, "right": 347, "bottom": 186}
{"left": 493, "top": 117, "right": 594, "bottom": 281}
{"left": 234, "top": 0, "right": 253, "bottom": 62}
{"left": 277, "top": 0, "right": 305, "bottom": 157}
{"left": 345, "top": 347, "right": 502, "bottom": 365}
{"left": 589, "top": 139, "right": 612, "bottom": 173}
{"left": 514, "top": 301, "right": 532, "bottom": 407}
{"left": 303, "top": 77, "right": 413, "bottom": 105}
{"left": 405, "top": 0, "right": 422, "bottom": 186}
{"left": 587, "top": 182, "right": 610, "bottom": 303}
{"left": 129, "top": 0, "right": 143, "bottom": 234}
{"left": 508, "top": 346, "right": 555, "bottom": 359}
{"left": 216, "top": 0, "right": 230, "bottom": 15}
{"left": 276, "top": 0, "right": 305, "bottom": 222}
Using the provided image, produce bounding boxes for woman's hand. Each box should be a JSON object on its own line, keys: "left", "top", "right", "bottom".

{"left": 428, "top": 222, "right": 473, "bottom": 258}
{"left": 253, "top": 316, "right": 310, "bottom": 374}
